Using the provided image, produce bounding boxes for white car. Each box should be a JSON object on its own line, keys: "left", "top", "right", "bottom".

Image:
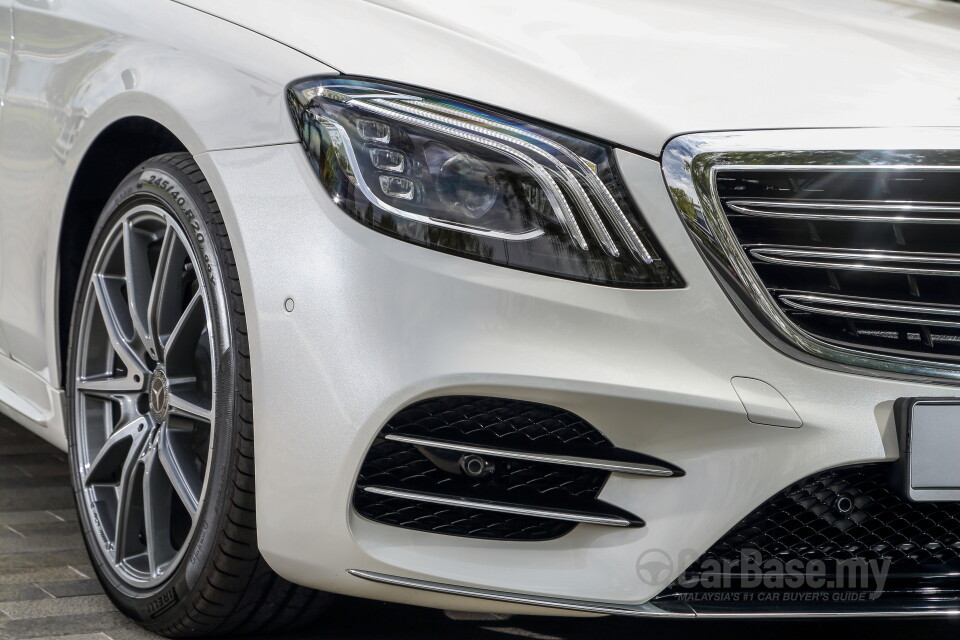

{"left": 2, "top": 0, "right": 960, "bottom": 634}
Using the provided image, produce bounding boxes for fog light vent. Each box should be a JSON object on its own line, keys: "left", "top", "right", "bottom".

{"left": 352, "top": 396, "right": 682, "bottom": 541}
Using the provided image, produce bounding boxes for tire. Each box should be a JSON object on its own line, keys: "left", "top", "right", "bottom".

{"left": 65, "top": 153, "right": 329, "bottom": 637}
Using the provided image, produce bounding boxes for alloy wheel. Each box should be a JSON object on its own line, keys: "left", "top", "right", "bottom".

{"left": 73, "top": 204, "right": 216, "bottom": 587}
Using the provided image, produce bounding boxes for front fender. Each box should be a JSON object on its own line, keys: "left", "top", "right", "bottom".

{"left": 0, "top": 0, "right": 334, "bottom": 391}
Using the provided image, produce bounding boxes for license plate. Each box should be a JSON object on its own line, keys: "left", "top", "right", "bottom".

{"left": 897, "top": 397, "right": 960, "bottom": 502}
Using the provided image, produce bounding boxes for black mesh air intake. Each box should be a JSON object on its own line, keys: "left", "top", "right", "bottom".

{"left": 378, "top": 395, "right": 614, "bottom": 450}
{"left": 352, "top": 396, "right": 657, "bottom": 541}
{"left": 655, "top": 463, "right": 960, "bottom": 607}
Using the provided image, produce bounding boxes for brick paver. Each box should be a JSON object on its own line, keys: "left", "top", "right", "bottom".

{"left": 0, "top": 416, "right": 956, "bottom": 640}
{"left": 0, "top": 421, "right": 160, "bottom": 640}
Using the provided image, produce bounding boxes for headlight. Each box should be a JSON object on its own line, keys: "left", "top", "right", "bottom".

{"left": 287, "top": 77, "right": 682, "bottom": 287}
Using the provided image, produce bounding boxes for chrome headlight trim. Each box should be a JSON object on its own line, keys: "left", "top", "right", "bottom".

{"left": 662, "top": 128, "right": 960, "bottom": 383}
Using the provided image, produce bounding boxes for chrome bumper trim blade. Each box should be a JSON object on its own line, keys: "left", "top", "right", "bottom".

{"left": 362, "top": 486, "right": 639, "bottom": 527}
{"left": 383, "top": 433, "right": 676, "bottom": 477}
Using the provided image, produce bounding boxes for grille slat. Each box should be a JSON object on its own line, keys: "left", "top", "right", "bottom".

{"left": 717, "top": 167, "right": 960, "bottom": 365}
{"left": 749, "top": 245, "right": 960, "bottom": 276}
{"left": 728, "top": 199, "right": 960, "bottom": 224}
{"left": 778, "top": 293, "right": 960, "bottom": 329}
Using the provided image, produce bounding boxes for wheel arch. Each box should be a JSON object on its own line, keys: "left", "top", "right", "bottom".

{"left": 55, "top": 116, "right": 188, "bottom": 389}
{"left": 7, "top": 0, "right": 332, "bottom": 451}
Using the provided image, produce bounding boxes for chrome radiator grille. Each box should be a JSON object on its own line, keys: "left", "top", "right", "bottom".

{"left": 717, "top": 168, "right": 960, "bottom": 365}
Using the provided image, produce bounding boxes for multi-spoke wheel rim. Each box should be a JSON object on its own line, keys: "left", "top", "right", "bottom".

{"left": 74, "top": 204, "right": 216, "bottom": 587}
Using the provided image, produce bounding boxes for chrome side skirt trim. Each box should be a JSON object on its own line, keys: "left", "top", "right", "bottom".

{"left": 348, "top": 570, "right": 960, "bottom": 618}
{"left": 362, "top": 486, "right": 638, "bottom": 527}
{"left": 346, "top": 570, "right": 687, "bottom": 617}
{"left": 383, "top": 433, "right": 676, "bottom": 477}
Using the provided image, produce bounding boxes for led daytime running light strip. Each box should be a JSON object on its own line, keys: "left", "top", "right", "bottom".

{"left": 317, "top": 115, "right": 545, "bottom": 242}
{"left": 382, "top": 98, "right": 653, "bottom": 263}
{"left": 374, "top": 97, "right": 616, "bottom": 256}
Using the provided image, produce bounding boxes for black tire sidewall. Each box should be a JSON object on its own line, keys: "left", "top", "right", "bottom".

{"left": 66, "top": 157, "right": 239, "bottom": 624}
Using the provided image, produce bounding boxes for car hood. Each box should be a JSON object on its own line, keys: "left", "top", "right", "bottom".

{"left": 179, "top": 0, "right": 960, "bottom": 156}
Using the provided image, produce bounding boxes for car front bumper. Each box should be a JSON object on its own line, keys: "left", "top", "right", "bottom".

{"left": 194, "top": 140, "right": 956, "bottom": 616}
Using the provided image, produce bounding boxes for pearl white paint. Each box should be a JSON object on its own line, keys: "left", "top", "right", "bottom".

{"left": 197, "top": 142, "right": 959, "bottom": 608}
{"left": 179, "top": 0, "right": 960, "bottom": 155}
{"left": 0, "top": 0, "right": 958, "bottom": 616}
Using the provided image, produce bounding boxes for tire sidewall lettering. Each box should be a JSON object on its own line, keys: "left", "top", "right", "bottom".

{"left": 136, "top": 169, "right": 232, "bottom": 590}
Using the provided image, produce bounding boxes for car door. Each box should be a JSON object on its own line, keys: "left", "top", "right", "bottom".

{"left": 0, "top": 0, "right": 90, "bottom": 426}
{"left": 0, "top": 1, "right": 14, "bottom": 356}
{"left": 0, "top": 0, "right": 88, "bottom": 371}
{"left": 0, "top": 1, "right": 10, "bottom": 87}
{"left": 0, "top": 3, "right": 10, "bottom": 91}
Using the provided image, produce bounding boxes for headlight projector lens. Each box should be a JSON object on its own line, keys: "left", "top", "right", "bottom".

{"left": 437, "top": 153, "right": 499, "bottom": 219}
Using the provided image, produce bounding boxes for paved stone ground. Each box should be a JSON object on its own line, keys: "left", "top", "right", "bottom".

{"left": 1, "top": 416, "right": 959, "bottom": 640}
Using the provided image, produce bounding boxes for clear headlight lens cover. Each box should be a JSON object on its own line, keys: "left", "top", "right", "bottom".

{"left": 287, "top": 77, "right": 682, "bottom": 287}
